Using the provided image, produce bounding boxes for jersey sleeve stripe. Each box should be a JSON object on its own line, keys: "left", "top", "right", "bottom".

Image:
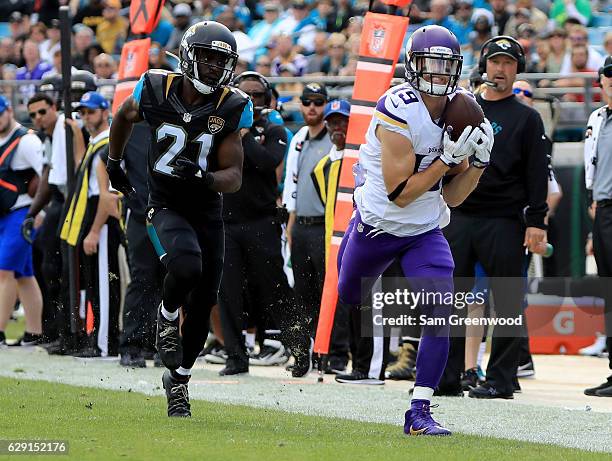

{"left": 375, "top": 111, "right": 408, "bottom": 129}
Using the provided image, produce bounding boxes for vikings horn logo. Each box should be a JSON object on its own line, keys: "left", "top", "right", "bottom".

{"left": 208, "top": 116, "right": 225, "bottom": 134}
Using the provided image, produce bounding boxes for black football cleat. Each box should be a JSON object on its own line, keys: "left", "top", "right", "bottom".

{"left": 585, "top": 375, "right": 612, "bottom": 396}
{"left": 468, "top": 382, "right": 514, "bottom": 399}
{"left": 219, "top": 357, "right": 248, "bottom": 376}
{"left": 162, "top": 370, "right": 191, "bottom": 417}
{"left": 156, "top": 304, "right": 182, "bottom": 370}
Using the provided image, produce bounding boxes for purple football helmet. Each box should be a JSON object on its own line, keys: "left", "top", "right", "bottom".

{"left": 404, "top": 25, "right": 463, "bottom": 97}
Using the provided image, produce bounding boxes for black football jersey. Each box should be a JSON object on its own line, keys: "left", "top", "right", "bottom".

{"left": 134, "top": 69, "right": 251, "bottom": 218}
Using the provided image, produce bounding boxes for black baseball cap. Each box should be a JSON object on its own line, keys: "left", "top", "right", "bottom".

{"left": 483, "top": 37, "right": 523, "bottom": 63}
{"left": 301, "top": 82, "right": 328, "bottom": 100}
{"left": 600, "top": 55, "right": 612, "bottom": 78}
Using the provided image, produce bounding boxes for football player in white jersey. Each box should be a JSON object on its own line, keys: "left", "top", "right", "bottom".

{"left": 337, "top": 25, "right": 494, "bottom": 436}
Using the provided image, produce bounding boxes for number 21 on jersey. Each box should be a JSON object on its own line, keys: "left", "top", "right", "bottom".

{"left": 154, "top": 123, "right": 212, "bottom": 176}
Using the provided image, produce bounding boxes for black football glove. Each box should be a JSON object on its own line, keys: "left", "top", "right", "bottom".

{"left": 21, "top": 215, "right": 35, "bottom": 244}
{"left": 106, "top": 157, "right": 136, "bottom": 199}
{"left": 171, "top": 157, "right": 214, "bottom": 186}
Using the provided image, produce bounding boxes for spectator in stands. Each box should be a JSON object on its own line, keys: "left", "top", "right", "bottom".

{"left": 452, "top": 0, "right": 474, "bottom": 47}
{"left": 545, "top": 28, "right": 567, "bottom": 73}
{"left": 275, "top": 0, "right": 317, "bottom": 54}
{"left": 147, "top": 43, "right": 173, "bottom": 72}
{"left": 226, "top": 0, "right": 253, "bottom": 29}
{"left": 346, "top": 33, "right": 361, "bottom": 59}
{"left": 517, "top": 24, "right": 540, "bottom": 73}
{"left": 305, "top": 31, "right": 329, "bottom": 75}
{"left": 85, "top": 44, "right": 105, "bottom": 72}
{"left": 96, "top": 0, "right": 128, "bottom": 55}
{"left": 560, "top": 25, "right": 604, "bottom": 75}
{"left": 554, "top": 45, "right": 600, "bottom": 102}
{"left": 345, "top": 15, "right": 364, "bottom": 37}
{"left": 16, "top": 40, "right": 53, "bottom": 101}
{"left": 165, "top": 4, "right": 194, "bottom": 54}
{"left": 0, "top": 38, "right": 16, "bottom": 67}
{"left": 9, "top": 12, "right": 30, "bottom": 41}
{"left": 271, "top": 34, "right": 308, "bottom": 77}
{"left": 549, "top": 0, "right": 592, "bottom": 27}
{"left": 41, "top": 49, "right": 64, "bottom": 79}
{"left": 504, "top": 2, "right": 545, "bottom": 38}
{"left": 73, "top": 0, "right": 106, "bottom": 35}
{"left": 29, "top": 22, "right": 48, "bottom": 52}
{"left": 255, "top": 55, "right": 273, "bottom": 77}
{"left": 534, "top": 34, "right": 552, "bottom": 73}
{"left": 320, "top": 33, "right": 349, "bottom": 77}
{"left": 93, "top": 54, "right": 117, "bottom": 101}
{"left": 215, "top": 6, "right": 256, "bottom": 64}
{"left": 39, "top": 20, "right": 61, "bottom": 66}
{"left": 469, "top": 9, "right": 493, "bottom": 56}
{"left": 491, "top": 0, "right": 511, "bottom": 35}
{"left": 326, "top": 0, "right": 357, "bottom": 33}
{"left": 275, "top": 63, "right": 303, "bottom": 104}
{"left": 423, "top": 0, "right": 457, "bottom": 30}
{"left": 604, "top": 32, "right": 612, "bottom": 57}
{"left": 72, "top": 25, "right": 94, "bottom": 71}
{"left": 311, "top": 0, "right": 336, "bottom": 33}
{"left": 248, "top": 2, "right": 283, "bottom": 59}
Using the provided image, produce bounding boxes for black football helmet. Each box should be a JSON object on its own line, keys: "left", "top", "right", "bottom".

{"left": 38, "top": 74, "right": 63, "bottom": 107}
{"left": 179, "top": 21, "right": 239, "bottom": 95}
{"left": 70, "top": 70, "right": 98, "bottom": 108}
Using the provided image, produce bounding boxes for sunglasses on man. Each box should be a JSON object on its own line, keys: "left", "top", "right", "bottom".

{"left": 512, "top": 87, "right": 533, "bottom": 98}
{"left": 29, "top": 108, "right": 47, "bottom": 119}
{"left": 301, "top": 98, "right": 325, "bottom": 107}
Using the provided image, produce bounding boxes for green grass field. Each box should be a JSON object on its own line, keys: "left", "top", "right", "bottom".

{"left": 1, "top": 378, "right": 609, "bottom": 461}
{"left": 5, "top": 316, "right": 24, "bottom": 341}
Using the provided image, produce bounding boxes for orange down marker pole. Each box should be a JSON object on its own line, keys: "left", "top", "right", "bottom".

{"left": 314, "top": 8, "right": 410, "bottom": 355}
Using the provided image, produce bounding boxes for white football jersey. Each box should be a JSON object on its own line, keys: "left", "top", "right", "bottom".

{"left": 355, "top": 83, "right": 467, "bottom": 236}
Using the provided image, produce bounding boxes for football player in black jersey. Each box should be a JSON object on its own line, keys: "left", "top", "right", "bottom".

{"left": 107, "top": 21, "right": 253, "bottom": 417}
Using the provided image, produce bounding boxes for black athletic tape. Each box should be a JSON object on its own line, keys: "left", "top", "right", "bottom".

{"left": 387, "top": 178, "right": 408, "bottom": 202}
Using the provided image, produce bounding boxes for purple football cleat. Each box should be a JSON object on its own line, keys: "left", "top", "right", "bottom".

{"left": 403, "top": 402, "right": 451, "bottom": 436}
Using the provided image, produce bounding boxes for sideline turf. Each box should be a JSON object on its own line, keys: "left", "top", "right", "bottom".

{"left": 0, "top": 378, "right": 609, "bottom": 461}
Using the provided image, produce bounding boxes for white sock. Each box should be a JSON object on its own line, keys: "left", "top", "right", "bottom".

{"left": 161, "top": 302, "right": 178, "bottom": 321}
{"left": 176, "top": 367, "right": 191, "bottom": 377}
{"left": 477, "top": 340, "right": 486, "bottom": 368}
{"left": 411, "top": 386, "right": 434, "bottom": 402}
{"left": 245, "top": 332, "right": 256, "bottom": 349}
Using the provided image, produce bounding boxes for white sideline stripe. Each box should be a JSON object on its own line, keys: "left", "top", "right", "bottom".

{"left": 331, "top": 235, "right": 344, "bottom": 246}
{"left": 357, "top": 61, "right": 393, "bottom": 73}
{"left": 344, "top": 148, "right": 359, "bottom": 159}
{"left": 351, "top": 106, "right": 375, "bottom": 116}
{"left": 337, "top": 192, "right": 353, "bottom": 203}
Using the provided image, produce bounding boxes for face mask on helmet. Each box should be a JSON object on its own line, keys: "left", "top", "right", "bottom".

{"left": 182, "top": 43, "right": 237, "bottom": 95}
{"left": 407, "top": 51, "right": 462, "bottom": 97}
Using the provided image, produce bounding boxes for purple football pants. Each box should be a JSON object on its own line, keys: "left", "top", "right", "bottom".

{"left": 337, "top": 210, "right": 454, "bottom": 389}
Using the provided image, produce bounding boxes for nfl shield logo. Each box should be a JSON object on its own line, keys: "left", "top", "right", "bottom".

{"left": 183, "top": 112, "right": 192, "bottom": 123}
{"left": 370, "top": 26, "right": 386, "bottom": 54}
{"left": 208, "top": 116, "right": 225, "bottom": 134}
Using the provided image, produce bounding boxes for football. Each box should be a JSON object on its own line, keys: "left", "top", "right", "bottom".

{"left": 443, "top": 92, "right": 485, "bottom": 141}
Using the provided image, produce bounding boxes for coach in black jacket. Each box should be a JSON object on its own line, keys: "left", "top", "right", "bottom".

{"left": 438, "top": 37, "right": 549, "bottom": 399}
{"left": 219, "top": 72, "right": 310, "bottom": 376}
